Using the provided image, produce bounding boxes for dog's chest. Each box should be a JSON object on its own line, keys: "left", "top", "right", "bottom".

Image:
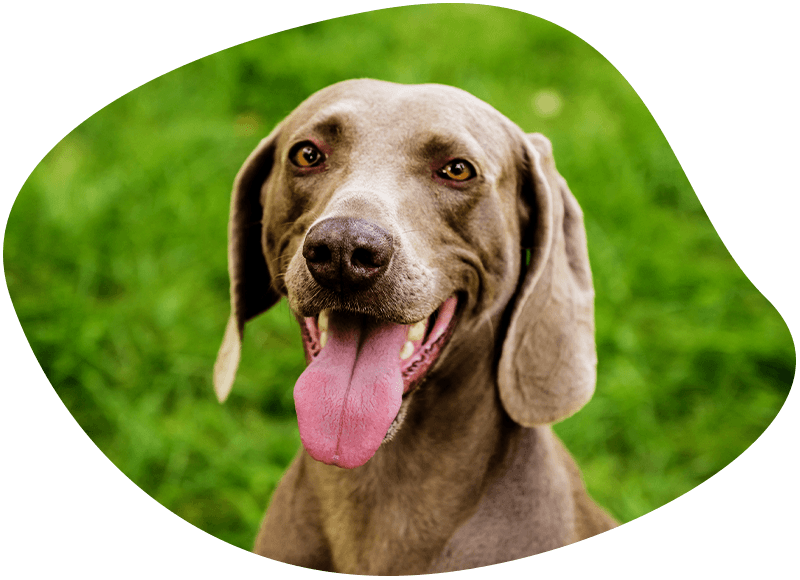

{"left": 317, "top": 486, "right": 453, "bottom": 573}
{"left": 313, "top": 464, "right": 487, "bottom": 574}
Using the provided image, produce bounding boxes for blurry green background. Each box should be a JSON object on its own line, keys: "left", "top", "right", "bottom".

{"left": 3, "top": 5, "right": 794, "bottom": 551}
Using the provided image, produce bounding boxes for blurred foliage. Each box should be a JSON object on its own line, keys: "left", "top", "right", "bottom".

{"left": 4, "top": 5, "right": 794, "bottom": 551}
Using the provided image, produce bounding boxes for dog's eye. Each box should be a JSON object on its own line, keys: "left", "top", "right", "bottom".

{"left": 289, "top": 142, "right": 325, "bottom": 168}
{"left": 437, "top": 159, "right": 476, "bottom": 182}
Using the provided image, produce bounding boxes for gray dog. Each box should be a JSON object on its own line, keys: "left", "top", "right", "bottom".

{"left": 214, "top": 79, "right": 616, "bottom": 574}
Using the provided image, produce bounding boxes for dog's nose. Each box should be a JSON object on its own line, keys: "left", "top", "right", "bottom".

{"left": 302, "top": 217, "right": 394, "bottom": 293}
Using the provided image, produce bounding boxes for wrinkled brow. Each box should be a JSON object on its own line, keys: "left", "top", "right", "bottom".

{"left": 413, "top": 131, "right": 483, "bottom": 162}
{"left": 292, "top": 104, "right": 361, "bottom": 142}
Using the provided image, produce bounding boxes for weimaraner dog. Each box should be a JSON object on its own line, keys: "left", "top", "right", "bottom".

{"left": 213, "top": 79, "right": 617, "bottom": 574}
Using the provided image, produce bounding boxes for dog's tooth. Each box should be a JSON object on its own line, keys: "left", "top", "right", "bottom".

{"left": 399, "top": 341, "right": 414, "bottom": 360}
{"left": 407, "top": 320, "right": 426, "bottom": 342}
{"left": 320, "top": 330, "right": 328, "bottom": 348}
{"left": 318, "top": 309, "right": 329, "bottom": 332}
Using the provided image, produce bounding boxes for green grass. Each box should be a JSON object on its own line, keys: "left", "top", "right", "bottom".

{"left": 3, "top": 5, "right": 794, "bottom": 550}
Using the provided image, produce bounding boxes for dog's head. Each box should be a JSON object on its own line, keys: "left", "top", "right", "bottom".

{"left": 214, "top": 79, "right": 596, "bottom": 468}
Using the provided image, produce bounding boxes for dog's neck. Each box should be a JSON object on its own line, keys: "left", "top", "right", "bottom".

{"left": 304, "top": 323, "right": 522, "bottom": 574}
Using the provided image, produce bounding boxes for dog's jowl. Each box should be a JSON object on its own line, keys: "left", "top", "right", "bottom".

{"left": 213, "top": 79, "right": 616, "bottom": 574}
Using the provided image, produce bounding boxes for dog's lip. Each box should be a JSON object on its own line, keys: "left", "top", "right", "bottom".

{"left": 399, "top": 295, "right": 460, "bottom": 393}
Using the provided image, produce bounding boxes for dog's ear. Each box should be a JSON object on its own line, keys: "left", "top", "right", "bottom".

{"left": 497, "top": 132, "right": 596, "bottom": 425}
{"left": 213, "top": 124, "right": 283, "bottom": 402}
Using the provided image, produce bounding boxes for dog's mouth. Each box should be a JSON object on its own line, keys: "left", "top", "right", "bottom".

{"left": 293, "top": 296, "right": 459, "bottom": 469}
{"left": 298, "top": 297, "right": 458, "bottom": 391}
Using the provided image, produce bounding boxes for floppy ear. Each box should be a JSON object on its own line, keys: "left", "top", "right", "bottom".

{"left": 497, "top": 133, "right": 597, "bottom": 426}
{"left": 213, "top": 124, "right": 283, "bottom": 402}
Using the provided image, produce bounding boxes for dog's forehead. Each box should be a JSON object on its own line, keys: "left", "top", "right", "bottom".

{"left": 284, "top": 80, "right": 518, "bottom": 151}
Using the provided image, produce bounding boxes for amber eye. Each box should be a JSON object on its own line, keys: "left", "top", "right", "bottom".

{"left": 437, "top": 159, "right": 476, "bottom": 182}
{"left": 289, "top": 142, "right": 325, "bottom": 168}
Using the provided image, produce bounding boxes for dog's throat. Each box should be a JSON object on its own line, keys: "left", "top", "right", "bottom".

{"left": 293, "top": 312, "right": 409, "bottom": 469}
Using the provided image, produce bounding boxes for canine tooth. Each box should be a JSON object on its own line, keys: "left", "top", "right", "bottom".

{"left": 407, "top": 320, "right": 426, "bottom": 342}
{"left": 320, "top": 330, "right": 328, "bottom": 348}
{"left": 399, "top": 341, "right": 414, "bottom": 360}
{"left": 318, "top": 309, "right": 329, "bottom": 332}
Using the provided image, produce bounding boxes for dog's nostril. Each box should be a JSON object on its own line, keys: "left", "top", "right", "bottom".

{"left": 351, "top": 247, "right": 380, "bottom": 269}
{"left": 305, "top": 244, "right": 332, "bottom": 264}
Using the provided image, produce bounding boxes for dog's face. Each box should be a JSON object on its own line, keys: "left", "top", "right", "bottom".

{"left": 269, "top": 81, "right": 523, "bottom": 322}
{"left": 215, "top": 79, "right": 598, "bottom": 469}
{"left": 264, "top": 81, "right": 525, "bottom": 467}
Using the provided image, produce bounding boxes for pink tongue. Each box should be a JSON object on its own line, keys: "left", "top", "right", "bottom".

{"left": 293, "top": 311, "right": 408, "bottom": 469}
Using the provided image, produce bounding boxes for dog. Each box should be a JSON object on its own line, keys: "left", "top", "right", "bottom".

{"left": 213, "top": 79, "right": 617, "bottom": 573}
